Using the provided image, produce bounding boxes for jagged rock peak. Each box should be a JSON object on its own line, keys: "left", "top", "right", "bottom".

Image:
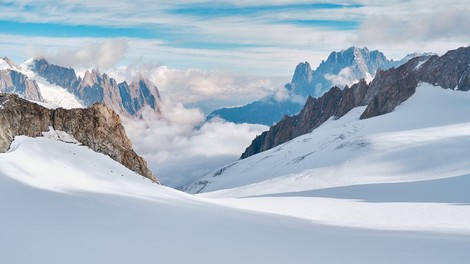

{"left": 0, "top": 67, "right": 43, "bottom": 102}
{"left": 291, "top": 62, "right": 313, "bottom": 88}
{"left": 0, "top": 93, "right": 159, "bottom": 183}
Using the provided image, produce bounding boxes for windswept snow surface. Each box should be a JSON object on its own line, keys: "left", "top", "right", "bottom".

{"left": 1, "top": 136, "right": 469, "bottom": 263}
{"left": 1, "top": 82, "right": 470, "bottom": 263}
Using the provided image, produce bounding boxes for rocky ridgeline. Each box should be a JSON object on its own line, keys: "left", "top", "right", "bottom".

{"left": 33, "top": 58, "right": 161, "bottom": 116}
{"left": 0, "top": 58, "right": 43, "bottom": 102}
{"left": 0, "top": 93, "right": 158, "bottom": 183}
{"left": 241, "top": 46, "right": 470, "bottom": 159}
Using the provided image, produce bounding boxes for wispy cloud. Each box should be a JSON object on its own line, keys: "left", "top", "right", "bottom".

{"left": 29, "top": 39, "right": 129, "bottom": 69}
{"left": 1, "top": 0, "right": 469, "bottom": 85}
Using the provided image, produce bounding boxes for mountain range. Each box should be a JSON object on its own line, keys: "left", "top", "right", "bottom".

{"left": 208, "top": 47, "right": 418, "bottom": 126}
{"left": 0, "top": 57, "right": 160, "bottom": 117}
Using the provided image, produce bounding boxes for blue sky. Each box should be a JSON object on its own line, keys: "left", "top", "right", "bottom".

{"left": 0, "top": 0, "right": 468, "bottom": 76}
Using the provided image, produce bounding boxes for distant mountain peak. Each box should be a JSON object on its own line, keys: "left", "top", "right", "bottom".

{"left": 291, "top": 61, "right": 313, "bottom": 88}
{"left": 208, "top": 46, "right": 414, "bottom": 126}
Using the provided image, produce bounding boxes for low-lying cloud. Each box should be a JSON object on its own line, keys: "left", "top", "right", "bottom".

{"left": 109, "top": 63, "right": 286, "bottom": 113}
{"left": 122, "top": 100, "right": 267, "bottom": 189}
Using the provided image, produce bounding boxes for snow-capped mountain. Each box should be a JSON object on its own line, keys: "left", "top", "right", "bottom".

{"left": 208, "top": 47, "right": 410, "bottom": 126}
{"left": 32, "top": 58, "right": 161, "bottom": 116}
{"left": 0, "top": 57, "right": 161, "bottom": 117}
{"left": 0, "top": 57, "right": 43, "bottom": 102}
{"left": 240, "top": 46, "right": 467, "bottom": 159}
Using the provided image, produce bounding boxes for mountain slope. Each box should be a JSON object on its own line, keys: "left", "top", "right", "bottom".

{"left": 241, "top": 46, "right": 469, "bottom": 159}
{"left": 185, "top": 83, "right": 470, "bottom": 195}
{"left": 1, "top": 136, "right": 469, "bottom": 264}
{"left": 208, "top": 47, "right": 404, "bottom": 125}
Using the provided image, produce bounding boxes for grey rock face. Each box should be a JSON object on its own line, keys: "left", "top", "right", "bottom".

{"left": 208, "top": 47, "right": 404, "bottom": 126}
{"left": 241, "top": 46, "right": 470, "bottom": 159}
{"left": 32, "top": 59, "right": 160, "bottom": 116}
{"left": 0, "top": 69, "right": 43, "bottom": 102}
{"left": 0, "top": 93, "right": 158, "bottom": 183}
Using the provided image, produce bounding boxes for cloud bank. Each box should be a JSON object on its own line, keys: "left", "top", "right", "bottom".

{"left": 108, "top": 64, "right": 286, "bottom": 112}
{"left": 122, "top": 100, "right": 267, "bottom": 188}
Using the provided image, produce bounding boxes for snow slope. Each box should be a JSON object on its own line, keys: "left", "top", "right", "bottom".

{"left": 188, "top": 83, "right": 470, "bottom": 196}
{"left": 1, "top": 135, "right": 470, "bottom": 263}
{"left": 19, "top": 58, "right": 84, "bottom": 109}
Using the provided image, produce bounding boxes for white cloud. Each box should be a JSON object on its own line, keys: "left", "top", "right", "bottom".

{"left": 2, "top": 1, "right": 470, "bottom": 76}
{"left": 108, "top": 63, "right": 285, "bottom": 108}
{"left": 122, "top": 101, "right": 267, "bottom": 188}
{"left": 29, "top": 39, "right": 129, "bottom": 70}
{"left": 324, "top": 67, "right": 360, "bottom": 88}
{"left": 273, "top": 86, "right": 290, "bottom": 102}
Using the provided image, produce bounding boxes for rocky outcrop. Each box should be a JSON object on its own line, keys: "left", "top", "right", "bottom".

{"left": 0, "top": 69, "right": 43, "bottom": 102}
{"left": 0, "top": 93, "right": 158, "bottom": 183}
{"left": 32, "top": 58, "right": 161, "bottom": 116}
{"left": 241, "top": 46, "right": 470, "bottom": 159}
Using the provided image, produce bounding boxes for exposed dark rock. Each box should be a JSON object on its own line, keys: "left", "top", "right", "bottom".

{"left": 0, "top": 93, "right": 158, "bottom": 183}
{"left": 241, "top": 46, "right": 470, "bottom": 159}
{"left": 34, "top": 58, "right": 78, "bottom": 90}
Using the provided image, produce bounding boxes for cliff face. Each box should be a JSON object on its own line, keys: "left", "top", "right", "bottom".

{"left": 0, "top": 69, "right": 43, "bottom": 102}
{"left": 241, "top": 46, "right": 470, "bottom": 159}
{"left": 0, "top": 93, "right": 158, "bottom": 183}
{"left": 33, "top": 58, "right": 161, "bottom": 117}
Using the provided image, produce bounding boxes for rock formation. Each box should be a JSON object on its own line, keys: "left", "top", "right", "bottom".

{"left": 0, "top": 93, "right": 158, "bottom": 183}
{"left": 241, "top": 46, "right": 470, "bottom": 159}
{"left": 0, "top": 60, "right": 43, "bottom": 102}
